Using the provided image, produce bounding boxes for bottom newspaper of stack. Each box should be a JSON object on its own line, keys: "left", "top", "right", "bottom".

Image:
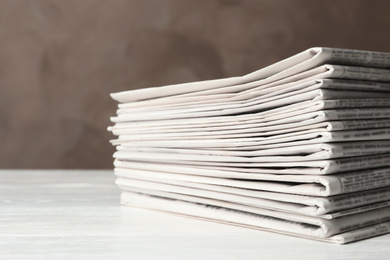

{"left": 108, "top": 47, "right": 390, "bottom": 244}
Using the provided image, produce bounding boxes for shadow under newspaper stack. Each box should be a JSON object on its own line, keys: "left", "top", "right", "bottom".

{"left": 108, "top": 47, "right": 390, "bottom": 244}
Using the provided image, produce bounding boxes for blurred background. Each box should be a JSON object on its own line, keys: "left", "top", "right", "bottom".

{"left": 2, "top": 0, "right": 390, "bottom": 169}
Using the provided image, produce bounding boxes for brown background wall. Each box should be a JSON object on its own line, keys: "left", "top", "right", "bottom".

{"left": 2, "top": 0, "right": 390, "bottom": 169}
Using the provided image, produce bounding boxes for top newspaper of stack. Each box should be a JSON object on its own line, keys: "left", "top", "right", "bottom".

{"left": 111, "top": 47, "right": 390, "bottom": 104}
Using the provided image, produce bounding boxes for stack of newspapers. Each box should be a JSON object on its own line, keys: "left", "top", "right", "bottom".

{"left": 109, "top": 47, "right": 390, "bottom": 244}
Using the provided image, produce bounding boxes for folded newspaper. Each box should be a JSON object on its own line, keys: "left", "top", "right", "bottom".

{"left": 109, "top": 47, "right": 390, "bottom": 244}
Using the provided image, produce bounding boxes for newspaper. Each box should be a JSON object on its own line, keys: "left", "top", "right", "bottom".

{"left": 111, "top": 47, "right": 390, "bottom": 103}
{"left": 120, "top": 191, "right": 390, "bottom": 244}
{"left": 114, "top": 154, "right": 390, "bottom": 175}
{"left": 113, "top": 79, "right": 390, "bottom": 122}
{"left": 118, "top": 79, "right": 390, "bottom": 120}
{"left": 116, "top": 77, "right": 390, "bottom": 116}
{"left": 111, "top": 109, "right": 390, "bottom": 145}
{"left": 113, "top": 140, "right": 390, "bottom": 162}
{"left": 115, "top": 89, "right": 387, "bottom": 118}
{"left": 112, "top": 128, "right": 390, "bottom": 148}
{"left": 117, "top": 79, "right": 390, "bottom": 112}
{"left": 116, "top": 177, "right": 390, "bottom": 218}
{"left": 118, "top": 183, "right": 390, "bottom": 224}
{"left": 113, "top": 165, "right": 390, "bottom": 196}
{"left": 109, "top": 119, "right": 390, "bottom": 143}
{"left": 119, "top": 153, "right": 390, "bottom": 177}
{"left": 111, "top": 108, "right": 390, "bottom": 135}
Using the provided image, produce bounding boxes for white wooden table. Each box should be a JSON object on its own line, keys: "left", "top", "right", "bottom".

{"left": 1, "top": 170, "right": 389, "bottom": 259}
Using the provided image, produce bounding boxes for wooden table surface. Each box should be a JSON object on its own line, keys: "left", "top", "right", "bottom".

{"left": 1, "top": 170, "right": 389, "bottom": 259}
